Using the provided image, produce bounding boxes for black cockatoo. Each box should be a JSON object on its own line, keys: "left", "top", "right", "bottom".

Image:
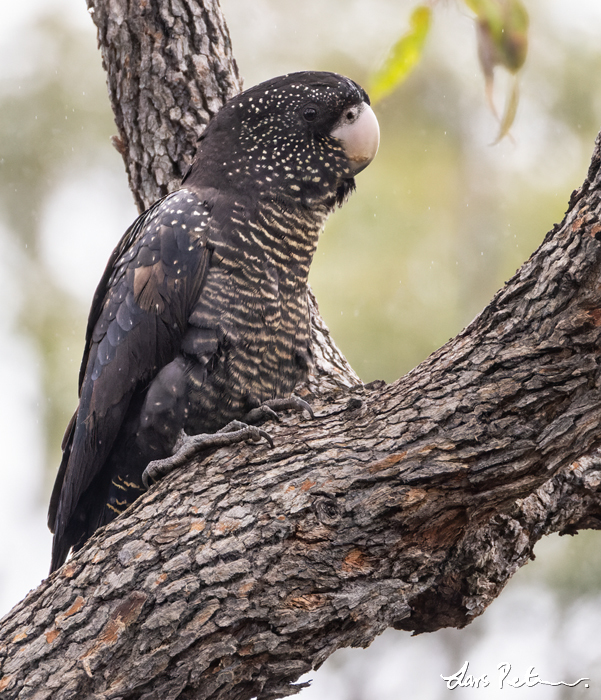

{"left": 48, "top": 71, "right": 379, "bottom": 572}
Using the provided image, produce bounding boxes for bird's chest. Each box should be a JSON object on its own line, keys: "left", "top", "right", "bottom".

{"left": 184, "top": 257, "right": 312, "bottom": 426}
{"left": 253, "top": 264, "right": 305, "bottom": 331}
{"left": 199, "top": 211, "right": 317, "bottom": 356}
{"left": 181, "top": 207, "right": 319, "bottom": 430}
{"left": 199, "top": 260, "right": 310, "bottom": 360}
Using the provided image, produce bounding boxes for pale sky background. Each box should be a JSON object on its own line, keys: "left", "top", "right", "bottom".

{"left": 2, "top": 1, "right": 601, "bottom": 698}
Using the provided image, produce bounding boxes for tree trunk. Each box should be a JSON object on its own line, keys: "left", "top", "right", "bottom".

{"left": 1, "top": 1, "right": 601, "bottom": 698}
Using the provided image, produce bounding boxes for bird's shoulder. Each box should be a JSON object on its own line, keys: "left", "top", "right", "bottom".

{"left": 78, "top": 189, "right": 215, "bottom": 391}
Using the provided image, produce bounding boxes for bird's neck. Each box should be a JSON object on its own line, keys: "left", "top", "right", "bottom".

{"left": 185, "top": 185, "right": 330, "bottom": 286}
{"left": 252, "top": 193, "right": 327, "bottom": 281}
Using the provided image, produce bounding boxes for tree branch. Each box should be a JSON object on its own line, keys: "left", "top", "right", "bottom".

{"left": 2, "top": 1, "right": 601, "bottom": 698}
{"left": 90, "top": 0, "right": 242, "bottom": 212}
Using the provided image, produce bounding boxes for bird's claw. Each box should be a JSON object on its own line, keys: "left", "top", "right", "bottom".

{"left": 142, "top": 396, "right": 313, "bottom": 489}
{"left": 242, "top": 405, "right": 282, "bottom": 424}
{"left": 243, "top": 394, "right": 314, "bottom": 424}
{"left": 216, "top": 420, "right": 275, "bottom": 448}
{"left": 142, "top": 421, "right": 274, "bottom": 489}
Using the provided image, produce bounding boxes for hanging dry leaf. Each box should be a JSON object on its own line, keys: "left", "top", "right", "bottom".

{"left": 465, "top": 0, "right": 529, "bottom": 140}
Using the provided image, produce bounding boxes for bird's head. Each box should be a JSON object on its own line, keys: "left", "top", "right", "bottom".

{"left": 186, "top": 71, "right": 379, "bottom": 210}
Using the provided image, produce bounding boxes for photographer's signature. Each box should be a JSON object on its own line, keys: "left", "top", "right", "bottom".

{"left": 442, "top": 661, "right": 590, "bottom": 690}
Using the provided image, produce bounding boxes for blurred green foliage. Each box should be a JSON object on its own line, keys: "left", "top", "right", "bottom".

{"left": 0, "top": 12, "right": 122, "bottom": 483}
{"left": 519, "top": 531, "right": 601, "bottom": 602}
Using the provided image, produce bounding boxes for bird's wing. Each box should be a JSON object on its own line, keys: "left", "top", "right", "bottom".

{"left": 48, "top": 189, "right": 213, "bottom": 539}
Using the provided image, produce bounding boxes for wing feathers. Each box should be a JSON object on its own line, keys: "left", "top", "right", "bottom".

{"left": 49, "top": 190, "right": 213, "bottom": 566}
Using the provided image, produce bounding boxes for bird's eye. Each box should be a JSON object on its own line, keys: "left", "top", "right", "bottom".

{"left": 345, "top": 108, "right": 357, "bottom": 122}
{"left": 303, "top": 106, "right": 318, "bottom": 122}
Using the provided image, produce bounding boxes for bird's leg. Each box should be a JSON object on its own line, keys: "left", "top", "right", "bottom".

{"left": 242, "top": 394, "right": 314, "bottom": 424}
{"left": 142, "top": 421, "right": 273, "bottom": 489}
{"left": 142, "top": 395, "right": 314, "bottom": 489}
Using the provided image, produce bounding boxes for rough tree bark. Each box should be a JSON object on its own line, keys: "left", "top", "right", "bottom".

{"left": 1, "top": 0, "right": 601, "bottom": 698}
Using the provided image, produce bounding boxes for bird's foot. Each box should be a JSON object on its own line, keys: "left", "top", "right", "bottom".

{"left": 142, "top": 396, "right": 313, "bottom": 489}
{"left": 242, "top": 394, "right": 314, "bottom": 424}
{"left": 142, "top": 421, "right": 273, "bottom": 489}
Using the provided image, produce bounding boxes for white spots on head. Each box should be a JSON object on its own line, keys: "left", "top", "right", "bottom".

{"left": 214, "top": 74, "right": 367, "bottom": 201}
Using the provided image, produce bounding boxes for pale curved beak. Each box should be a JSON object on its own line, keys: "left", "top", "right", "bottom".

{"left": 331, "top": 102, "right": 380, "bottom": 175}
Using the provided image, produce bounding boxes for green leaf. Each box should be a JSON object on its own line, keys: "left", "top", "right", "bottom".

{"left": 370, "top": 5, "right": 432, "bottom": 104}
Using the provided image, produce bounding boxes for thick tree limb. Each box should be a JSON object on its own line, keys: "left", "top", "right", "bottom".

{"left": 90, "top": 0, "right": 242, "bottom": 212}
{"left": 2, "top": 1, "right": 601, "bottom": 698}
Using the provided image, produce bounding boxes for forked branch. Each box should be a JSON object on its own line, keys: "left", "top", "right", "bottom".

{"left": 1, "top": 1, "right": 601, "bottom": 698}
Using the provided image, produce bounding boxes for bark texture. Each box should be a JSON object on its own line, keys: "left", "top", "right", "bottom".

{"left": 1, "top": 1, "right": 601, "bottom": 698}
{"left": 89, "top": 0, "right": 242, "bottom": 212}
